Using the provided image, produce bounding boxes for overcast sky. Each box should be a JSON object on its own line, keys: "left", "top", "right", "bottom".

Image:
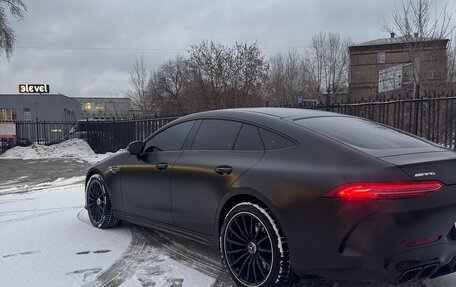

{"left": 0, "top": 0, "right": 451, "bottom": 98}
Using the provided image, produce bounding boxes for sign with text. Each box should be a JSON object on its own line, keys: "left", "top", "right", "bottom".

{"left": 19, "top": 84, "right": 50, "bottom": 94}
{"left": 0, "top": 122, "right": 16, "bottom": 138}
{"left": 378, "top": 65, "right": 403, "bottom": 93}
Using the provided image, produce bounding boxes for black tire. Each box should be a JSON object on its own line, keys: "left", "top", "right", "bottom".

{"left": 86, "top": 174, "right": 120, "bottom": 229}
{"left": 220, "top": 202, "right": 293, "bottom": 287}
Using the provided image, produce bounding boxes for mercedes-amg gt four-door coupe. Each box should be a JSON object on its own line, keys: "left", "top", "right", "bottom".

{"left": 85, "top": 108, "right": 456, "bottom": 286}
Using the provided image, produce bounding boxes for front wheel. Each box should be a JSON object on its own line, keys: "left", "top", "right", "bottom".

{"left": 86, "top": 174, "right": 120, "bottom": 229}
{"left": 220, "top": 202, "right": 293, "bottom": 287}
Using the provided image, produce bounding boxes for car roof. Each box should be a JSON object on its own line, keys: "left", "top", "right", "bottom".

{"left": 183, "top": 107, "right": 341, "bottom": 121}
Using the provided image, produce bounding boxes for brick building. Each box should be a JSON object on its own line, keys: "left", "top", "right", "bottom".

{"left": 349, "top": 34, "right": 449, "bottom": 100}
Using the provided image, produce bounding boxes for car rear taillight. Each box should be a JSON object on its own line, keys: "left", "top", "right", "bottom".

{"left": 326, "top": 181, "right": 442, "bottom": 200}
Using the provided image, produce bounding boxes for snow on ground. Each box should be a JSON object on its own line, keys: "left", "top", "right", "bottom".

{"left": 0, "top": 138, "right": 121, "bottom": 163}
{"left": 0, "top": 180, "right": 216, "bottom": 287}
{"left": 0, "top": 185, "right": 131, "bottom": 287}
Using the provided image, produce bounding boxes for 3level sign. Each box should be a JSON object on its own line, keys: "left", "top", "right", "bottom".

{"left": 19, "top": 84, "right": 50, "bottom": 94}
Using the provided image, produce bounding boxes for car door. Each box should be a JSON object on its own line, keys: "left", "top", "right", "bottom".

{"left": 171, "top": 120, "right": 265, "bottom": 235}
{"left": 120, "top": 120, "right": 196, "bottom": 224}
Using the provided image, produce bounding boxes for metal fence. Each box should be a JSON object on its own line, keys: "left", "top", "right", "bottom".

{"left": 303, "top": 95, "right": 456, "bottom": 149}
{"left": 77, "top": 117, "right": 177, "bottom": 153}
{"left": 1, "top": 120, "right": 76, "bottom": 154}
{"left": 2, "top": 95, "right": 456, "bottom": 155}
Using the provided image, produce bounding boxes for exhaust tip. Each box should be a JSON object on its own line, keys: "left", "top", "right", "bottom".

{"left": 396, "top": 263, "right": 440, "bottom": 284}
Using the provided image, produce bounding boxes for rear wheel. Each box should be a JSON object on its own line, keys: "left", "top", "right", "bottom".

{"left": 86, "top": 174, "right": 120, "bottom": 229}
{"left": 220, "top": 202, "right": 293, "bottom": 287}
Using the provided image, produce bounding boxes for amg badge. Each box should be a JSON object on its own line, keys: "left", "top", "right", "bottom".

{"left": 414, "top": 172, "right": 436, "bottom": 178}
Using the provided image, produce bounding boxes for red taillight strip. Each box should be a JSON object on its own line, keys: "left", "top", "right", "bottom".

{"left": 326, "top": 181, "right": 442, "bottom": 200}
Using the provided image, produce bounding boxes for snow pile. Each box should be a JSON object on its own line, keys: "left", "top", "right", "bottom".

{"left": 0, "top": 138, "right": 124, "bottom": 163}
{"left": 1, "top": 138, "right": 95, "bottom": 160}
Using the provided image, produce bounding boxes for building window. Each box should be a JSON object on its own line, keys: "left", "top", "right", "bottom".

{"left": 430, "top": 70, "right": 435, "bottom": 79}
{"left": 0, "top": 108, "right": 16, "bottom": 121}
{"left": 377, "top": 52, "right": 385, "bottom": 63}
{"left": 83, "top": 103, "right": 92, "bottom": 111}
{"left": 23, "top": 108, "right": 32, "bottom": 122}
{"left": 95, "top": 103, "right": 105, "bottom": 111}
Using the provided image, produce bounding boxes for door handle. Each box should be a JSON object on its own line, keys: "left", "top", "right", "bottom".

{"left": 155, "top": 162, "right": 168, "bottom": 170}
{"left": 215, "top": 165, "right": 233, "bottom": 175}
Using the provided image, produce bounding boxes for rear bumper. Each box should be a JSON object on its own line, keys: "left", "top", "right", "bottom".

{"left": 293, "top": 242, "right": 456, "bottom": 284}
{"left": 282, "top": 187, "right": 456, "bottom": 284}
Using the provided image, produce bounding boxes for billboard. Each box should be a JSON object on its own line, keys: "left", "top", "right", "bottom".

{"left": 0, "top": 122, "right": 16, "bottom": 138}
{"left": 378, "top": 65, "right": 403, "bottom": 93}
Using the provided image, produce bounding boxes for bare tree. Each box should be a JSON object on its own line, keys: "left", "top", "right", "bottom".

{"left": 306, "top": 32, "right": 351, "bottom": 102}
{"left": 268, "top": 53, "right": 287, "bottom": 106}
{"left": 0, "top": 0, "right": 26, "bottom": 60}
{"left": 383, "top": 0, "right": 455, "bottom": 92}
{"left": 155, "top": 55, "right": 189, "bottom": 115}
{"left": 126, "top": 55, "right": 150, "bottom": 115}
{"left": 145, "top": 71, "right": 165, "bottom": 116}
{"left": 307, "top": 32, "right": 326, "bottom": 96}
{"left": 267, "top": 49, "right": 313, "bottom": 106}
{"left": 323, "top": 33, "right": 350, "bottom": 96}
{"left": 186, "top": 40, "right": 269, "bottom": 112}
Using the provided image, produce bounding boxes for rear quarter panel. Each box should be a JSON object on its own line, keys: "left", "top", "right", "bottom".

{"left": 232, "top": 127, "right": 413, "bottom": 270}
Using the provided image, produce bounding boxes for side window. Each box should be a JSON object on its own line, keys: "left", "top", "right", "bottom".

{"left": 144, "top": 120, "right": 195, "bottom": 152}
{"left": 234, "top": 124, "right": 264, "bottom": 151}
{"left": 259, "top": 129, "right": 295, "bottom": 150}
{"left": 191, "top": 120, "right": 242, "bottom": 150}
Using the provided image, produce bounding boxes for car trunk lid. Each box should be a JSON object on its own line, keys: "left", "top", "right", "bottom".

{"left": 379, "top": 151, "right": 456, "bottom": 185}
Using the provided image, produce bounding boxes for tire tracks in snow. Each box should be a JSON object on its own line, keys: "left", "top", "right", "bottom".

{"left": 85, "top": 223, "right": 235, "bottom": 287}
{"left": 84, "top": 225, "right": 148, "bottom": 287}
{"left": 0, "top": 206, "right": 81, "bottom": 224}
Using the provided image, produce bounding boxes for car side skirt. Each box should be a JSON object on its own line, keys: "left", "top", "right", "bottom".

{"left": 113, "top": 210, "right": 217, "bottom": 247}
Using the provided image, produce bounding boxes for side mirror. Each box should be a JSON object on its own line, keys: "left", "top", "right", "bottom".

{"left": 127, "top": 141, "right": 143, "bottom": 155}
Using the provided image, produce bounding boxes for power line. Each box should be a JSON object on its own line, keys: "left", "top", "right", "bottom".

{"left": 14, "top": 45, "right": 311, "bottom": 52}
{"left": 15, "top": 46, "right": 188, "bottom": 51}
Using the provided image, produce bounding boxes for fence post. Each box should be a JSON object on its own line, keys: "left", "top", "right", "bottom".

{"left": 36, "top": 118, "right": 39, "bottom": 144}
{"left": 413, "top": 83, "right": 420, "bottom": 135}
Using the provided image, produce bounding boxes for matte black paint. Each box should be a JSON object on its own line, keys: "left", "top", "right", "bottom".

{"left": 86, "top": 108, "right": 456, "bottom": 284}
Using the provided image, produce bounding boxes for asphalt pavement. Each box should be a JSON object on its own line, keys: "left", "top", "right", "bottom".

{"left": 0, "top": 158, "right": 90, "bottom": 193}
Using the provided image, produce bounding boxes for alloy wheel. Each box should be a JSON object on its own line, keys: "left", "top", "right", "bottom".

{"left": 87, "top": 180, "right": 106, "bottom": 224}
{"left": 224, "top": 212, "right": 273, "bottom": 286}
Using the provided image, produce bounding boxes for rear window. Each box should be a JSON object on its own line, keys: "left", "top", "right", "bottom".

{"left": 295, "top": 117, "right": 431, "bottom": 150}
{"left": 234, "top": 124, "right": 264, "bottom": 151}
{"left": 259, "top": 129, "right": 295, "bottom": 150}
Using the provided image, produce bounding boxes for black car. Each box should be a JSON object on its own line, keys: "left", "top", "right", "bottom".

{"left": 85, "top": 108, "right": 456, "bottom": 286}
